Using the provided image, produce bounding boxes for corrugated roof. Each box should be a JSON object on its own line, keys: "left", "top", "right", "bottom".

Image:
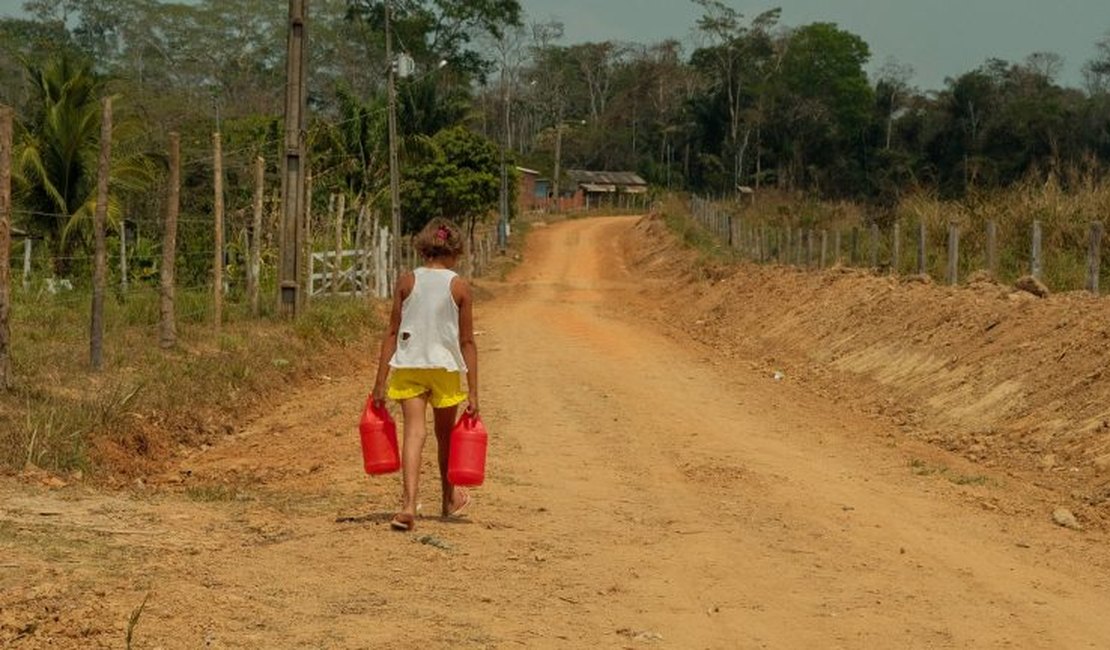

{"left": 567, "top": 169, "right": 647, "bottom": 186}
{"left": 516, "top": 166, "right": 541, "bottom": 175}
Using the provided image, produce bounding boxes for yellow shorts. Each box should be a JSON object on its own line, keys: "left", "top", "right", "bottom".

{"left": 386, "top": 368, "right": 467, "bottom": 408}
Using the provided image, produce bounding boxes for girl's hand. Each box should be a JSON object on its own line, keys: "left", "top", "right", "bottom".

{"left": 466, "top": 393, "right": 480, "bottom": 416}
{"left": 371, "top": 383, "right": 386, "bottom": 408}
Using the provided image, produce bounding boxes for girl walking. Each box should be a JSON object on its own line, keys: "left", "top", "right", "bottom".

{"left": 372, "top": 218, "right": 479, "bottom": 532}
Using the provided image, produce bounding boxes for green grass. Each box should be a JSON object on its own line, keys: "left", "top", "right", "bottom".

{"left": 0, "top": 288, "right": 382, "bottom": 475}
{"left": 184, "top": 484, "right": 244, "bottom": 502}
{"left": 661, "top": 209, "right": 741, "bottom": 263}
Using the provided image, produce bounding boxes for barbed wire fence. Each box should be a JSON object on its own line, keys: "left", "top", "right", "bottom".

{"left": 688, "top": 195, "right": 1106, "bottom": 295}
{"left": 0, "top": 102, "right": 500, "bottom": 386}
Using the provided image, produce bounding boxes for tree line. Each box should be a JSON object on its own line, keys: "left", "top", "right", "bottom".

{"left": 484, "top": 0, "right": 1110, "bottom": 205}
{"left": 1, "top": 0, "right": 1108, "bottom": 283}
{"left": 0, "top": 0, "right": 520, "bottom": 281}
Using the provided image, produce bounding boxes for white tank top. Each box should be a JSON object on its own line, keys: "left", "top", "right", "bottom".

{"left": 389, "top": 267, "right": 467, "bottom": 372}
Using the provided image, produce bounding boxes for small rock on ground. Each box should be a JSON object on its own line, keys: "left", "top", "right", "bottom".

{"left": 1013, "top": 275, "right": 1050, "bottom": 298}
{"left": 1052, "top": 507, "right": 1082, "bottom": 531}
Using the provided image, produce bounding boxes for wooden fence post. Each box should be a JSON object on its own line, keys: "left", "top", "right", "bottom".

{"left": 1088, "top": 221, "right": 1104, "bottom": 295}
{"left": 986, "top": 219, "right": 998, "bottom": 278}
{"left": 22, "top": 238, "right": 31, "bottom": 290}
{"left": 160, "top": 132, "right": 180, "bottom": 349}
{"left": 795, "top": 228, "right": 804, "bottom": 266}
{"left": 119, "top": 219, "right": 128, "bottom": 294}
{"left": 303, "top": 172, "right": 313, "bottom": 302}
{"left": 892, "top": 222, "right": 901, "bottom": 275}
{"left": 917, "top": 221, "right": 927, "bottom": 276}
{"left": 249, "top": 155, "right": 264, "bottom": 316}
{"left": 324, "top": 193, "right": 335, "bottom": 293}
{"left": 1031, "top": 220, "right": 1043, "bottom": 281}
{"left": 806, "top": 229, "right": 814, "bottom": 267}
{"left": 90, "top": 97, "right": 112, "bottom": 371}
{"left": 870, "top": 223, "right": 879, "bottom": 269}
{"left": 947, "top": 222, "right": 959, "bottom": 286}
{"left": 358, "top": 206, "right": 371, "bottom": 295}
{"left": 0, "top": 106, "right": 12, "bottom": 388}
{"left": 333, "top": 193, "right": 345, "bottom": 295}
{"left": 381, "top": 226, "right": 391, "bottom": 298}
{"left": 834, "top": 230, "right": 841, "bottom": 265}
{"left": 213, "top": 131, "right": 224, "bottom": 331}
{"left": 820, "top": 230, "right": 828, "bottom": 269}
{"left": 850, "top": 226, "right": 859, "bottom": 265}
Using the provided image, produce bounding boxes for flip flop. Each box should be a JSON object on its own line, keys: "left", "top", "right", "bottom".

{"left": 390, "top": 513, "right": 415, "bottom": 531}
{"left": 446, "top": 488, "right": 471, "bottom": 518}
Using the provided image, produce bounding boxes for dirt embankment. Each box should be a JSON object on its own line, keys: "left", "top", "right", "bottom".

{"left": 628, "top": 214, "right": 1110, "bottom": 525}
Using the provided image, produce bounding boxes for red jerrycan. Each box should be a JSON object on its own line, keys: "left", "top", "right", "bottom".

{"left": 447, "top": 412, "right": 488, "bottom": 487}
{"left": 359, "top": 396, "right": 399, "bottom": 475}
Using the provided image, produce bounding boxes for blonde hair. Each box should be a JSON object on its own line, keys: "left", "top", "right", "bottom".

{"left": 414, "top": 217, "right": 465, "bottom": 259}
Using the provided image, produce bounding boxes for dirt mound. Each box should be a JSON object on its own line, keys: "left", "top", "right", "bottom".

{"left": 627, "top": 214, "right": 1110, "bottom": 525}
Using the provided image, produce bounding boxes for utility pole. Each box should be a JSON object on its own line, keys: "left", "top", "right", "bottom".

{"left": 552, "top": 121, "right": 562, "bottom": 213}
{"left": 498, "top": 62, "right": 510, "bottom": 250}
{"left": 279, "top": 0, "right": 307, "bottom": 317}
{"left": 386, "top": 0, "right": 402, "bottom": 280}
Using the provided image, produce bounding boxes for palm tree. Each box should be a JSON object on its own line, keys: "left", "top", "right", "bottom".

{"left": 15, "top": 54, "right": 155, "bottom": 276}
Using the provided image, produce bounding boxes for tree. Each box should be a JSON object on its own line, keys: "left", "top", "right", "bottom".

{"left": 690, "top": 2, "right": 781, "bottom": 190}
{"left": 14, "top": 54, "right": 155, "bottom": 274}
{"left": 401, "top": 126, "right": 506, "bottom": 251}
{"left": 776, "top": 22, "right": 874, "bottom": 193}
{"left": 875, "top": 57, "right": 914, "bottom": 151}
{"left": 345, "top": 0, "right": 523, "bottom": 82}
{"left": 0, "top": 17, "right": 75, "bottom": 108}
{"left": 1084, "top": 31, "right": 1110, "bottom": 94}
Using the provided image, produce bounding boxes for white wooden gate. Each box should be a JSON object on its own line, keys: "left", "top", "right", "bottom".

{"left": 309, "top": 226, "right": 393, "bottom": 298}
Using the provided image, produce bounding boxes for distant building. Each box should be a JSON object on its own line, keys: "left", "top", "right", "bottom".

{"left": 516, "top": 166, "right": 542, "bottom": 213}
{"left": 566, "top": 170, "right": 648, "bottom": 209}
{"left": 516, "top": 168, "right": 651, "bottom": 213}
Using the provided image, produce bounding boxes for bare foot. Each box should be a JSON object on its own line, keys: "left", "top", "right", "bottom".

{"left": 442, "top": 487, "right": 470, "bottom": 518}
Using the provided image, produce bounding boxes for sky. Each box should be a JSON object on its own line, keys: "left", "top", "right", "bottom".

{"left": 518, "top": 0, "right": 1110, "bottom": 91}
{"left": 1, "top": 0, "right": 1107, "bottom": 91}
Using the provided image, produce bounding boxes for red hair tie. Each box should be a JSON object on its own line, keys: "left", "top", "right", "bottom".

{"left": 435, "top": 226, "right": 450, "bottom": 242}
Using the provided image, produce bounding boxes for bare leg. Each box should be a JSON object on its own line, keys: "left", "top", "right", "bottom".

{"left": 399, "top": 396, "right": 429, "bottom": 517}
{"left": 433, "top": 404, "right": 465, "bottom": 516}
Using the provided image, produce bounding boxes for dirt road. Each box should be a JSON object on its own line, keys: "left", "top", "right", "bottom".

{"left": 3, "top": 216, "right": 1110, "bottom": 649}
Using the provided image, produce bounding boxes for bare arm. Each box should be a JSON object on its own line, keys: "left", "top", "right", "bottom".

{"left": 372, "top": 273, "right": 413, "bottom": 404}
{"left": 453, "top": 277, "right": 479, "bottom": 414}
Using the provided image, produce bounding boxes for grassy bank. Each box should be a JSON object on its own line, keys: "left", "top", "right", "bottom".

{"left": 0, "top": 287, "right": 380, "bottom": 477}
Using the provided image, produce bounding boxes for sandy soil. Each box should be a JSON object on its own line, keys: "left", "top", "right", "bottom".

{"left": 2, "top": 216, "right": 1110, "bottom": 649}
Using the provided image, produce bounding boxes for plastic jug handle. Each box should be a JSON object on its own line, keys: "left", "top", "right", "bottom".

{"left": 370, "top": 399, "right": 393, "bottom": 422}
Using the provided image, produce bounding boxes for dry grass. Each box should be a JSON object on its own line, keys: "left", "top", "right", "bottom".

{"left": 687, "top": 172, "right": 1110, "bottom": 291}
{"left": 898, "top": 174, "right": 1110, "bottom": 288}
{"left": 0, "top": 287, "right": 381, "bottom": 476}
